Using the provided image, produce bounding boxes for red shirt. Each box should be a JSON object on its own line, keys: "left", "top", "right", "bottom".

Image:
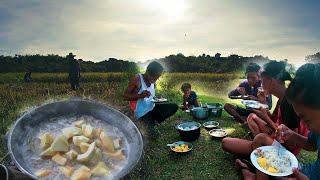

{"left": 271, "top": 98, "right": 309, "bottom": 155}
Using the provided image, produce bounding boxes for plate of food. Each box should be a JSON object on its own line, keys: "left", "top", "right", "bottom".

{"left": 209, "top": 129, "right": 227, "bottom": 138}
{"left": 242, "top": 100, "right": 269, "bottom": 109}
{"left": 229, "top": 95, "right": 249, "bottom": 99}
{"left": 167, "top": 141, "right": 193, "bottom": 153}
{"left": 151, "top": 97, "right": 168, "bottom": 103}
{"left": 250, "top": 146, "right": 299, "bottom": 177}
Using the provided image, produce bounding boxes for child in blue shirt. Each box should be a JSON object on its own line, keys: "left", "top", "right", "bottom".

{"left": 276, "top": 63, "right": 320, "bottom": 180}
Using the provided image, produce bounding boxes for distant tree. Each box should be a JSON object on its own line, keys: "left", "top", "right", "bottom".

{"left": 177, "top": 53, "right": 185, "bottom": 58}
{"left": 0, "top": 53, "right": 285, "bottom": 74}
{"left": 283, "top": 59, "right": 296, "bottom": 75}
{"left": 305, "top": 52, "right": 320, "bottom": 62}
{"left": 0, "top": 54, "right": 139, "bottom": 73}
{"left": 214, "top": 53, "right": 221, "bottom": 59}
{"left": 229, "top": 54, "right": 241, "bottom": 60}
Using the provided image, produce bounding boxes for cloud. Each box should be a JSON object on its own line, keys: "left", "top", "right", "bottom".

{"left": 0, "top": 0, "right": 319, "bottom": 65}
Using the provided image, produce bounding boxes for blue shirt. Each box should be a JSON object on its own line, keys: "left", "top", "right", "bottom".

{"left": 229, "top": 80, "right": 272, "bottom": 108}
{"left": 301, "top": 132, "right": 320, "bottom": 180}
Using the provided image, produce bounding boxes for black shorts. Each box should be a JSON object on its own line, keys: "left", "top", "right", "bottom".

{"left": 140, "top": 103, "right": 178, "bottom": 124}
{"left": 236, "top": 106, "right": 253, "bottom": 117}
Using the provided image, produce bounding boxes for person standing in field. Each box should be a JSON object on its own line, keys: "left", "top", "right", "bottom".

{"left": 24, "top": 68, "right": 32, "bottom": 83}
{"left": 224, "top": 63, "right": 272, "bottom": 123}
{"left": 123, "top": 61, "right": 178, "bottom": 135}
{"left": 74, "top": 59, "right": 81, "bottom": 89}
{"left": 67, "top": 53, "right": 81, "bottom": 90}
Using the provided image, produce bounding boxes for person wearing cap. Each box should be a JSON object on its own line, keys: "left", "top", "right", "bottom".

{"left": 124, "top": 61, "right": 178, "bottom": 135}
{"left": 67, "top": 53, "right": 81, "bottom": 90}
{"left": 224, "top": 63, "right": 272, "bottom": 123}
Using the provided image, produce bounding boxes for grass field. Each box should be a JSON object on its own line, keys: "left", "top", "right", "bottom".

{"left": 0, "top": 72, "right": 317, "bottom": 179}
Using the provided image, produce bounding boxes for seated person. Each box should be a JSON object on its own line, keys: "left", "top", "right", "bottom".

{"left": 221, "top": 62, "right": 311, "bottom": 180}
{"left": 224, "top": 63, "right": 272, "bottom": 123}
{"left": 123, "top": 61, "right": 178, "bottom": 127}
{"left": 181, "top": 83, "right": 199, "bottom": 109}
{"left": 278, "top": 63, "right": 320, "bottom": 180}
{"left": 246, "top": 61, "right": 308, "bottom": 139}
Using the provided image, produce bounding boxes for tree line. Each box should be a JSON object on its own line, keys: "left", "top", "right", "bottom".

{"left": 0, "top": 52, "right": 306, "bottom": 73}
{"left": 152, "top": 53, "right": 271, "bottom": 73}
{"left": 0, "top": 54, "right": 139, "bottom": 73}
{"left": 305, "top": 52, "right": 320, "bottom": 62}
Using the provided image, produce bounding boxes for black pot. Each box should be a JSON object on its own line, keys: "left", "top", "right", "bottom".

{"left": 176, "top": 121, "right": 201, "bottom": 141}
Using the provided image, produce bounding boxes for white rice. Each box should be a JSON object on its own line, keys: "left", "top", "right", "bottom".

{"left": 260, "top": 149, "right": 292, "bottom": 173}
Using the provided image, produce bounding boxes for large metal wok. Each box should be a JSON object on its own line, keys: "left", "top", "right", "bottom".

{"left": 8, "top": 99, "right": 143, "bottom": 179}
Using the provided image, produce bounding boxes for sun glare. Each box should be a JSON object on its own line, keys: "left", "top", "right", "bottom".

{"left": 142, "top": 0, "right": 186, "bottom": 21}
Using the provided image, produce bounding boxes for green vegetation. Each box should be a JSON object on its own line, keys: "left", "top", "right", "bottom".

{"left": 0, "top": 72, "right": 316, "bottom": 179}
{"left": 305, "top": 52, "right": 320, "bottom": 62}
{"left": 1, "top": 53, "right": 274, "bottom": 73}
{"left": 0, "top": 54, "right": 139, "bottom": 73}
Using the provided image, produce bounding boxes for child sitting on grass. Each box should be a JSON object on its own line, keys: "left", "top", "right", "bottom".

{"left": 181, "top": 83, "right": 199, "bottom": 109}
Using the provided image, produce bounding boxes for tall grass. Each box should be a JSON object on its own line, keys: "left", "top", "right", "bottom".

{"left": 0, "top": 72, "right": 240, "bottom": 156}
{"left": 0, "top": 72, "right": 135, "bottom": 84}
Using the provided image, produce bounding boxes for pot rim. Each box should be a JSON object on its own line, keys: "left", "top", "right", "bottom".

{"left": 175, "top": 121, "right": 201, "bottom": 131}
{"left": 190, "top": 107, "right": 209, "bottom": 111}
{"left": 203, "top": 121, "right": 219, "bottom": 127}
{"left": 8, "top": 99, "right": 143, "bottom": 179}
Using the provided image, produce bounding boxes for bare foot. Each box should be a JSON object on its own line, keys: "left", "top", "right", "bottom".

{"left": 235, "top": 159, "right": 256, "bottom": 180}
{"left": 235, "top": 159, "right": 248, "bottom": 170}
{"left": 242, "top": 169, "right": 256, "bottom": 180}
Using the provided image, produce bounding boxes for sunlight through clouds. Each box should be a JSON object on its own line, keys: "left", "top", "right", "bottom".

{"left": 140, "top": 0, "right": 187, "bottom": 21}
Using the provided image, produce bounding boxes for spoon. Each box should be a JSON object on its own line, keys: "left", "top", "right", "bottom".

{"left": 167, "top": 143, "right": 176, "bottom": 147}
{"left": 277, "top": 131, "right": 284, "bottom": 156}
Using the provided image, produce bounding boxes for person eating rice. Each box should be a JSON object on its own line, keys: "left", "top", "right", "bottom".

{"left": 123, "top": 61, "right": 178, "bottom": 136}
{"left": 224, "top": 63, "right": 272, "bottom": 123}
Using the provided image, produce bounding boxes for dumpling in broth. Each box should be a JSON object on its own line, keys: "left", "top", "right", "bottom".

{"left": 71, "top": 165, "right": 91, "bottom": 180}
{"left": 99, "top": 131, "right": 115, "bottom": 153}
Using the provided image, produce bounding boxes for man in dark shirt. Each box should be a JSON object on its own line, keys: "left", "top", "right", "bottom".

{"left": 24, "top": 69, "right": 32, "bottom": 83}
{"left": 224, "top": 63, "right": 272, "bottom": 123}
{"left": 67, "top": 53, "right": 81, "bottom": 90}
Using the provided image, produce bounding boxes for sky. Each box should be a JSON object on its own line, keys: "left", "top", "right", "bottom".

{"left": 0, "top": 0, "right": 319, "bottom": 66}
